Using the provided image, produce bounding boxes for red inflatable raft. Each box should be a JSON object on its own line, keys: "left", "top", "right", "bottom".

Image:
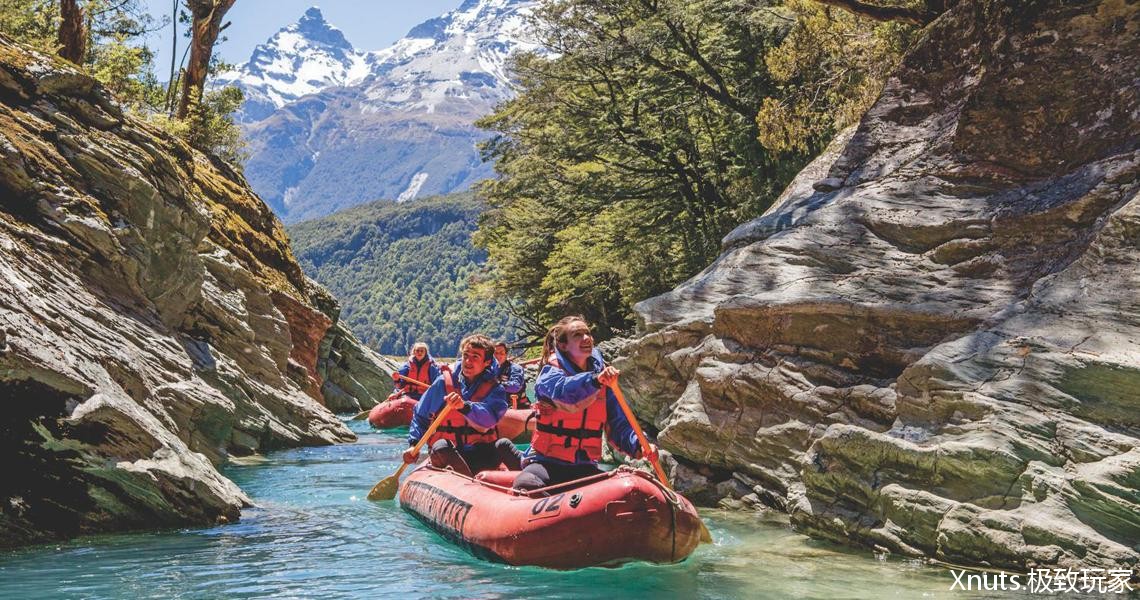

{"left": 496, "top": 408, "right": 536, "bottom": 443}
{"left": 399, "top": 465, "right": 703, "bottom": 569}
{"left": 367, "top": 394, "right": 417, "bottom": 428}
{"left": 370, "top": 400, "right": 536, "bottom": 443}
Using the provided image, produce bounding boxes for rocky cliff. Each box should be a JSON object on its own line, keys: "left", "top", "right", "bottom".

{"left": 0, "top": 35, "right": 395, "bottom": 546}
{"left": 617, "top": 0, "right": 1139, "bottom": 572}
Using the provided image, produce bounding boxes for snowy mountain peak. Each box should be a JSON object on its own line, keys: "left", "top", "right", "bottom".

{"left": 358, "top": 0, "right": 541, "bottom": 116}
{"left": 215, "top": 7, "right": 369, "bottom": 122}
{"left": 240, "top": 0, "right": 543, "bottom": 218}
{"left": 293, "top": 7, "right": 352, "bottom": 49}
{"left": 220, "top": 1, "right": 539, "bottom": 122}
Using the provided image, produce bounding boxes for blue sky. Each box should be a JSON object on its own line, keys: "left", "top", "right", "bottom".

{"left": 139, "top": 0, "right": 462, "bottom": 75}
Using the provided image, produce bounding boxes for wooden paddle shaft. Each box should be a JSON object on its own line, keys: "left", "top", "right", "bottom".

{"left": 386, "top": 402, "right": 455, "bottom": 482}
{"left": 413, "top": 402, "right": 453, "bottom": 453}
{"left": 608, "top": 382, "right": 671, "bottom": 489}
{"left": 397, "top": 373, "right": 430, "bottom": 389}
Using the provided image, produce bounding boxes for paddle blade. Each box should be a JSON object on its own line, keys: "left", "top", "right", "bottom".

{"left": 367, "top": 474, "right": 400, "bottom": 501}
{"left": 699, "top": 519, "right": 713, "bottom": 543}
{"left": 351, "top": 409, "right": 371, "bottom": 421}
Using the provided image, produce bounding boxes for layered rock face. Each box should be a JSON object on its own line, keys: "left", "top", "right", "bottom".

{"left": 0, "top": 36, "right": 395, "bottom": 546}
{"left": 617, "top": 0, "right": 1139, "bottom": 572}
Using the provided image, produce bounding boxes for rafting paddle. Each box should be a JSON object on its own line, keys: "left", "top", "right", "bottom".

{"left": 367, "top": 402, "right": 454, "bottom": 501}
{"left": 351, "top": 375, "right": 432, "bottom": 420}
{"left": 608, "top": 380, "right": 714, "bottom": 543}
{"left": 396, "top": 374, "right": 431, "bottom": 389}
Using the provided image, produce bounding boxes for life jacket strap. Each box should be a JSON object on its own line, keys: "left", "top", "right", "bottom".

{"left": 433, "top": 364, "right": 498, "bottom": 448}
{"left": 440, "top": 365, "right": 494, "bottom": 403}
{"left": 535, "top": 423, "right": 604, "bottom": 439}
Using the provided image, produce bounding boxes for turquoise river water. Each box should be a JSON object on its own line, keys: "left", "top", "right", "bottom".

{"left": 0, "top": 419, "right": 1105, "bottom": 599}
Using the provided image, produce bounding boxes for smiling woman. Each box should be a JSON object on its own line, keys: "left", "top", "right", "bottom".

{"left": 510, "top": 316, "right": 657, "bottom": 491}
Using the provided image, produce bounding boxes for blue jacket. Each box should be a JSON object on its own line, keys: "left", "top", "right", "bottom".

{"left": 524, "top": 347, "right": 640, "bottom": 465}
{"left": 498, "top": 360, "right": 526, "bottom": 396}
{"left": 408, "top": 359, "right": 508, "bottom": 449}
{"left": 396, "top": 354, "right": 441, "bottom": 400}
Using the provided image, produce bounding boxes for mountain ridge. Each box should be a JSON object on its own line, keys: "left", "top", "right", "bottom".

{"left": 221, "top": 0, "right": 540, "bottom": 221}
{"left": 213, "top": 7, "right": 370, "bottom": 123}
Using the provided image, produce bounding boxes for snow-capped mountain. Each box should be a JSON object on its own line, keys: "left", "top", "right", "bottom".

{"left": 229, "top": 0, "right": 541, "bottom": 222}
{"left": 357, "top": 0, "right": 538, "bottom": 116}
{"left": 214, "top": 7, "right": 370, "bottom": 122}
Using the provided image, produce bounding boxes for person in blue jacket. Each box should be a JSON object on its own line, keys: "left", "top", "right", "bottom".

{"left": 392, "top": 342, "right": 440, "bottom": 400}
{"left": 493, "top": 341, "right": 529, "bottom": 408}
{"left": 512, "top": 316, "right": 657, "bottom": 491}
{"left": 403, "top": 334, "right": 515, "bottom": 476}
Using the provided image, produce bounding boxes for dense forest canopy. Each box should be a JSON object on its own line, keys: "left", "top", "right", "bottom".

{"left": 476, "top": 0, "right": 915, "bottom": 340}
{"left": 288, "top": 193, "right": 520, "bottom": 356}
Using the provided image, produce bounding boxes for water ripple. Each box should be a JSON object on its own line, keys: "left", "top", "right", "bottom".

{"left": 0, "top": 426, "right": 1045, "bottom": 599}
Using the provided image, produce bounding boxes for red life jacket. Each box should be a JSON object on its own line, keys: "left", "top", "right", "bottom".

{"left": 406, "top": 358, "right": 433, "bottom": 388}
{"left": 428, "top": 365, "right": 498, "bottom": 448}
{"left": 531, "top": 355, "right": 607, "bottom": 463}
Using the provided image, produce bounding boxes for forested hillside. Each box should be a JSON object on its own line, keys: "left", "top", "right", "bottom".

{"left": 287, "top": 194, "right": 518, "bottom": 355}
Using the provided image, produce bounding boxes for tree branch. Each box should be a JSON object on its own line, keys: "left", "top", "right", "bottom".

{"left": 811, "top": 0, "right": 935, "bottom": 25}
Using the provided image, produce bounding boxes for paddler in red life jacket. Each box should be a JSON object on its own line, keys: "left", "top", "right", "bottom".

{"left": 512, "top": 316, "right": 658, "bottom": 491}
{"left": 493, "top": 342, "right": 530, "bottom": 409}
{"left": 402, "top": 334, "right": 516, "bottom": 476}
{"left": 392, "top": 342, "right": 440, "bottom": 400}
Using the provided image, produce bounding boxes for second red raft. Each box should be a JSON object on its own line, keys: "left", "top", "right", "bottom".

{"left": 399, "top": 465, "right": 704, "bottom": 569}
{"left": 367, "top": 394, "right": 417, "bottom": 428}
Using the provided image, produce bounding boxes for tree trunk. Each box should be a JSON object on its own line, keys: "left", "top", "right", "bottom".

{"left": 57, "top": 0, "right": 87, "bottom": 64}
{"left": 164, "top": 0, "right": 179, "bottom": 114}
{"left": 176, "top": 0, "right": 237, "bottom": 120}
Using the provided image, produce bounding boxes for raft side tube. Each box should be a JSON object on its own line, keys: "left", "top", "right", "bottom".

{"left": 398, "top": 466, "right": 703, "bottom": 569}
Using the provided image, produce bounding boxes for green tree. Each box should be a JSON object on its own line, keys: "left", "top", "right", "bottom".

{"left": 476, "top": 0, "right": 914, "bottom": 339}
{"left": 89, "top": 33, "right": 163, "bottom": 109}
{"left": 182, "top": 84, "right": 246, "bottom": 164}
{"left": 176, "top": 0, "right": 235, "bottom": 119}
{"left": 756, "top": 0, "right": 916, "bottom": 153}
{"left": 0, "top": 0, "right": 61, "bottom": 53}
{"left": 1, "top": 0, "right": 165, "bottom": 108}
